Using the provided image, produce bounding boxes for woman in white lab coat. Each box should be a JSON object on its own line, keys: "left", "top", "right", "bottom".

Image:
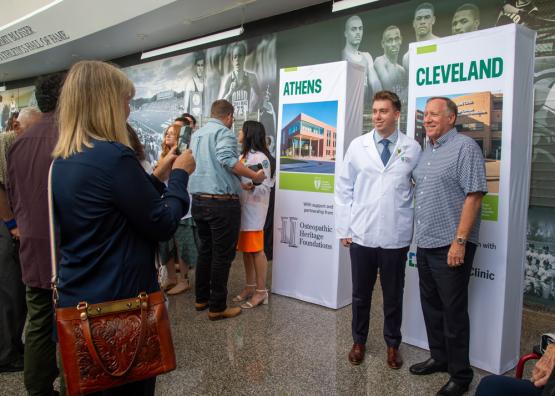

{"left": 233, "top": 121, "right": 275, "bottom": 308}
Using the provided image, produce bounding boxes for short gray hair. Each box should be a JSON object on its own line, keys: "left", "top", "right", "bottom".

{"left": 426, "top": 97, "right": 458, "bottom": 125}
{"left": 17, "top": 107, "right": 41, "bottom": 123}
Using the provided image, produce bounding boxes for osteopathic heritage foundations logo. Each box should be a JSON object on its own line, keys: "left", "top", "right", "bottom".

{"left": 278, "top": 217, "right": 333, "bottom": 250}
{"left": 314, "top": 177, "right": 321, "bottom": 190}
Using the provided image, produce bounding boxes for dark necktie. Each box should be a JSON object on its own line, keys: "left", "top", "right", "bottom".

{"left": 380, "top": 139, "right": 391, "bottom": 166}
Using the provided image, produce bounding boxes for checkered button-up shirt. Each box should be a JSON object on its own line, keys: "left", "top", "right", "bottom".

{"left": 413, "top": 128, "right": 487, "bottom": 248}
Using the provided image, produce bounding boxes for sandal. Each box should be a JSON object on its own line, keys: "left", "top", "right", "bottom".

{"left": 232, "top": 284, "right": 256, "bottom": 302}
{"left": 241, "top": 289, "right": 269, "bottom": 309}
{"left": 167, "top": 278, "right": 191, "bottom": 295}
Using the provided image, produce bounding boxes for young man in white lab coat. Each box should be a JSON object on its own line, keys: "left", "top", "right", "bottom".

{"left": 335, "top": 90, "right": 421, "bottom": 368}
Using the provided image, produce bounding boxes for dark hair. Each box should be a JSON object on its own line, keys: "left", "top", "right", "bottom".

{"left": 373, "top": 90, "right": 401, "bottom": 112}
{"left": 181, "top": 112, "right": 197, "bottom": 127}
{"left": 241, "top": 120, "right": 275, "bottom": 178}
{"left": 231, "top": 42, "right": 247, "bottom": 58}
{"left": 455, "top": 3, "right": 480, "bottom": 19}
{"left": 426, "top": 96, "right": 458, "bottom": 125}
{"left": 126, "top": 123, "right": 146, "bottom": 162}
{"left": 174, "top": 116, "right": 190, "bottom": 125}
{"left": 34, "top": 72, "right": 65, "bottom": 113}
{"left": 382, "top": 25, "right": 401, "bottom": 41}
{"left": 415, "top": 2, "right": 434, "bottom": 15}
{"left": 210, "top": 99, "right": 234, "bottom": 119}
{"left": 6, "top": 112, "right": 19, "bottom": 131}
{"left": 193, "top": 51, "right": 205, "bottom": 64}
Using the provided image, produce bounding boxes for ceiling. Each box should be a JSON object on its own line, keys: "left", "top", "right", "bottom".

{"left": 0, "top": 0, "right": 329, "bottom": 85}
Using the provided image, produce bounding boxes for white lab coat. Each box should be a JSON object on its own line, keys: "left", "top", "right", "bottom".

{"left": 239, "top": 150, "right": 275, "bottom": 231}
{"left": 335, "top": 130, "right": 422, "bottom": 248}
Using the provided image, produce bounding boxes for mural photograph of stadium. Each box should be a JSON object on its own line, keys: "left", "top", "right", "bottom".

{"left": 415, "top": 91, "right": 503, "bottom": 194}
{"left": 280, "top": 100, "right": 338, "bottom": 174}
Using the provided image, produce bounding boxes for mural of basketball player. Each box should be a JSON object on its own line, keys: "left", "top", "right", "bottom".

{"left": 402, "top": 3, "right": 440, "bottom": 71}
{"left": 374, "top": 26, "right": 406, "bottom": 92}
{"left": 341, "top": 15, "right": 382, "bottom": 97}
{"left": 220, "top": 42, "right": 261, "bottom": 120}
{"left": 452, "top": 3, "right": 480, "bottom": 34}
{"left": 184, "top": 51, "right": 205, "bottom": 123}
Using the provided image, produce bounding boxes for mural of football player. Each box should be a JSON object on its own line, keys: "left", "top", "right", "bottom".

{"left": 452, "top": 3, "right": 481, "bottom": 34}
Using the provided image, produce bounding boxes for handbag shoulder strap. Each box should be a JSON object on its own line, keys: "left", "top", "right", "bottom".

{"left": 47, "top": 161, "right": 58, "bottom": 287}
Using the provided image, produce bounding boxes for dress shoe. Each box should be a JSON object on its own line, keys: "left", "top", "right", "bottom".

{"left": 207, "top": 307, "right": 241, "bottom": 321}
{"left": 409, "top": 357, "right": 448, "bottom": 375}
{"left": 348, "top": 343, "right": 365, "bottom": 365}
{"left": 194, "top": 302, "right": 208, "bottom": 311}
{"left": 0, "top": 355, "right": 24, "bottom": 373}
{"left": 436, "top": 379, "right": 469, "bottom": 396}
{"left": 387, "top": 346, "right": 403, "bottom": 369}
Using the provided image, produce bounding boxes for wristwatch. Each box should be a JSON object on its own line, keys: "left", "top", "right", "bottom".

{"left": 456, "top": 237, "right": 467, "bottom": 246}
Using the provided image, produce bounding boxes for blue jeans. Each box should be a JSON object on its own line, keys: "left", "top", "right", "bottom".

{"left": 192, "top": 197, "right": 241, "bottom": 313}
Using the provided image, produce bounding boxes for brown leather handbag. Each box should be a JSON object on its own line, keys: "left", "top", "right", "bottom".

{"left": 48, "top": 164, "right": 176, "bottom": 396}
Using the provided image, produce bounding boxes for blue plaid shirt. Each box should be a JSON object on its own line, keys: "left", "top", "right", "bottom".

{"left": 413, "top": 128, "right": 488, "bottom": 248}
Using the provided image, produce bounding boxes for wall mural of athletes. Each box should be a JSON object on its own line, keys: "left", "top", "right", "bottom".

{"left": 276, "top": 0, "right": 555, "bottom": 309}
{"left": 120, "top": 0, "right": 554, "bottom": 307}
{"left": 123, "top": 34, "right": 277, "bottom": 164}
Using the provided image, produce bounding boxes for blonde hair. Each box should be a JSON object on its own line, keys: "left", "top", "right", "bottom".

{"left": 53, "top": 60, "right": 134, "bottom": 158}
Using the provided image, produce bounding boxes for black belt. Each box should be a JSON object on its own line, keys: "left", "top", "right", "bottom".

{"left": 193, "top": 194, "right": 239, "bottom": 201}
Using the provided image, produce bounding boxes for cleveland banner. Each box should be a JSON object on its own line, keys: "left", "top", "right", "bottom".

{"left": 272, "top": 61, "right": 364, "bottom": 309}
{"left": 402, "top": 24, "right": 536, "bottom": 374}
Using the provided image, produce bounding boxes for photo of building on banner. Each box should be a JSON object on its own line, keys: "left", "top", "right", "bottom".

{"left": 280, "top": 100, "right": 338, "bottom": 179}
{"left": 415, "top": 91, "right": 502, "bottom": 221}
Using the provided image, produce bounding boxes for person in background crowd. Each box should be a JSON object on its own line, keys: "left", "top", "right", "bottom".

{"left": 262, "top": 140, "right": 276, "bottom": 261}
{"left": 409, "top": 97, "right": 487, "bottom": 396}
{"left": 5, "top": 112, "right": 19, "bottom": 132}
{"left": 127, "top": 123, "right": 151, "bottom": 173}
{"left": 51, "top": 60, "right": 195, "bottom": 396}
{"left": 475, "top": 333, "right": 555, "bottom": 396}
{"left": 335, "top": 91, "right": 421, "bottom": 368}
{"left": 14, "top": 107, "right": 42, "bottom": 135}
{"left": 157, "top": 124, "right": 192, "bottom": 295}
{"left": 7, "top": 73, "right": 65, "bottom": 396}
{"left": 188, "top": 99, "right": 265, "bottom": 321}
{"left": 233, "top": 121, "right": 275, "bottom": 309}
{"left": 452, "top": 3, "right": 480, "bottom": 35}
{"left": 0, "top": 107, "right": 39, "bottom": 374}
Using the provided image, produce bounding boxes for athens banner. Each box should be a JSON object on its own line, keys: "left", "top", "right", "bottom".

{"left": 272, "top": 61, "right": 364, "bottom": 309}
{"left": 402, "top": 24, "right": 536, "bottom": 373}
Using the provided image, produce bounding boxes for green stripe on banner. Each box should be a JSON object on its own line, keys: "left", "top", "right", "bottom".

{"left": 481, "top": 194, "right": 498, "bottom": 221}
{"left": 279, "top": 172, "right": 334, "bottom": 193}
{"left": 284, "top": 67, "right": 298, "bottom": 72}
{"left": 417, "top": 44, "right": 437, "bottom": 55}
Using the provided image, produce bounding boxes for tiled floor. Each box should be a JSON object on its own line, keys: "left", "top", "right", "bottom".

{"left": 1, "top": 259, "right": 552, "bottom": 395}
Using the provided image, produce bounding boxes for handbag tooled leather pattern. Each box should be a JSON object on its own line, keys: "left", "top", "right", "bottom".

{"left": 74, "top": 309, "right": 163, "bottom": 383}
{"left": 56, "top": 292, "right": 175, "bottom": 396}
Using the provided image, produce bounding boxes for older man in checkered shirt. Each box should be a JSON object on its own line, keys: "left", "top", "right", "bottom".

{"left": 409, "top": 97, "right": 487, "bottom": 396}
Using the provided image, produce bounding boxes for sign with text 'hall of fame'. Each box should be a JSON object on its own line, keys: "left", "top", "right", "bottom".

{"left": 272, "top": 61, "right": 364, "bottom": 309}
{"left": 403, "top": 24, "right": 536, "bottom": 374}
